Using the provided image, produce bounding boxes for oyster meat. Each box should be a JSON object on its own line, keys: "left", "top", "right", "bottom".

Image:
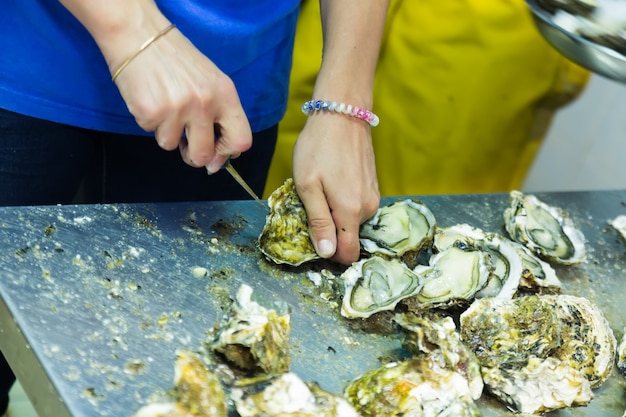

{"left": 258, "top": 178, "right": 319, "bottom": 266}
{"left": 481, "top": 357, "right": 593, "bottom": 414}
{"left": 545, "top": 294, "right": 616, "bottom": 388}
{"left": 210, "top": 285, "right": 290, "bottom": 376}
{"left": 344, "top": 356, "right": 481, "bottom": 417}
{"left": 359, "top": 199, "right": 436, "bottom": 259}
{"left": 231, "top": 372, "right": 361, "bottom": 417}
{"left": 503, "top": 190, "right": 586, "bottom": 265}
{"left": 410, "top": 243, "right": 492, "bottom": 310}
{"left": 340, "top": 256, "right": 423, "bottom": 318}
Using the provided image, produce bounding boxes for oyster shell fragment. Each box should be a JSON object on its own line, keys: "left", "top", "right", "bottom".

{"left": 503, "top": 190, "right": 586, "bottom": 265}
{"left": 258, "top": 178, "right": 319, "bottom": 266}
{"left": 210, "top": 285, "right": 290, "bottom": 376}
{"left": 231, "top": 372, "right": 361, "bottom": 417}
{"left": 340, "top": 256, "right": 423, "bottom": 318}
{"left": 617, "top": 327, "right": 626, "bottom": 375}
{"left": 359, "top": 199, "right": 436, "bottom": 259}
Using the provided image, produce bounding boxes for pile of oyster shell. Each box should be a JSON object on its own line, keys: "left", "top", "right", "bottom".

{"left": 256, "top": 180, "right": 626, "bottom": 416}
{"left": 538, "top": 0, "right": 626, "bottom": 55}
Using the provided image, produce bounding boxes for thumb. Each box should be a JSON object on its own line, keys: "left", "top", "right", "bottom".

{"left": 297, "top": 185, "right": 337, "bottom": 259}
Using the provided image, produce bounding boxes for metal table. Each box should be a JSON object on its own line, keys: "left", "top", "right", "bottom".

{"left": 1, "top": 191, "right": 626, "bottom": 417}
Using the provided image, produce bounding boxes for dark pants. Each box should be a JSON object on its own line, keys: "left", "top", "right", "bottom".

{"left": 0, "top": 107, "right": 279, "bottom": 408}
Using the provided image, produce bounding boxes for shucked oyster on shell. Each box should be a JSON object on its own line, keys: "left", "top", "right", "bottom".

{"left": 340, "top": 256, "right": 423, "bottom": 319}
{"left": 359, "top": 199, "right": 436, "bottom": 260}
{"left": 503, "top": 190, "right": 586, "bottom": 265}
{"left": 210, "top": 285, "right": 290, "bottom": 377}
{"left": 258, "top": 178, "right": 319, "bottom": 266}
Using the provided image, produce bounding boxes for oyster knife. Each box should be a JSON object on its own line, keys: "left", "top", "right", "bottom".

{"left": 223, "top": 161, "right": 267, "bottom": 210}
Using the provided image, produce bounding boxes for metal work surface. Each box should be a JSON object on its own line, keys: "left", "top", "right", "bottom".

{"left": 1, "top": 191, "right": 626, "bottom": 416}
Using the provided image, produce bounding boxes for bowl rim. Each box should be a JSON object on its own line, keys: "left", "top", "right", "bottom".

{"left": 525, "top": 0, "right": 626, "bottom": 62}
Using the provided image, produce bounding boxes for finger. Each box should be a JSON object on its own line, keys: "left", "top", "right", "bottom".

{"left": 154, "top": 119, "right": 185, "bottom": 151}
{"left": 182, "top": 123, "right": 216, "bottom": 168}
{"left": 207, "top": 109, "right": 252, "bottom": 173}
{"left": 296, "top": 182, "right": 337, "bottom": 259}
{"left": 330, "top": 203, "right": 362, "bottom": 265}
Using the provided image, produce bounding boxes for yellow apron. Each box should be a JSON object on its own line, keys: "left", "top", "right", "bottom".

{"left": 265, "top": 0, "right": 590, "bottom": 197}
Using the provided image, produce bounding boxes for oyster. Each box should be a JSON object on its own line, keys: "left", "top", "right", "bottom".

{"left": 344, "top": 357, "right": 481, "bottom": 417}
{"left": 210, "top": 285, "right": 290, "bottom": 376}
{"left": 460, "top": 296, "right": 562, "bottom": 367}
{"left": 545, "top": 294, "right": 616, "bottom": 388}
{"left": 434, "top": 224, "right": 522, "bottom": 299}
{"left": 258, "top": 178, "right": 319, "bottom": 266}
{"left": 340, "top": 256, "right": 423, "bottom": 318}
{"left": 230, "top": 372, "right": 361, "bottom": 417}
{"left": 611, "top": 214, "right": 626, "bottom": 243}
{"left": 482, "top": 357, "right": 593, "bottom": 414}
{"left": 410, "top": 243, "right": 492, "bottom": 310}
{"left": 133, "top": 350, "right": 227, "bottom": 417}
{"left": 503, "top": 190, "right": 586, "bottom": 265}
{"left": 617, "top": 327, "right": 626, "bottom": 376}
{"left": 513, "top": 241, "right": 562, "bottom": 293}
{"left": 359, "top": 199, "right": 436, "bottom": 260}
{"left": 393, "top": 314, "right": 483, "bottom": 400}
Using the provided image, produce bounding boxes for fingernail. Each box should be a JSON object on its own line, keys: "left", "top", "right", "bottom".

{"left": 206, "top": 164, "right": 219, "bottom": 175}
{"left": 317, "top": 239, "right": 335, "bottom": 257}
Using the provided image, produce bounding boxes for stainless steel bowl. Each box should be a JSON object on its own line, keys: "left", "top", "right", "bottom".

{"left": 526, "top": 0, "right": 626, "bottom": 83}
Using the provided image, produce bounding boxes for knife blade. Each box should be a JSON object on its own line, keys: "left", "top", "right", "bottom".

{"left": 223, "top": 161, "right": 267, "bottom": 210}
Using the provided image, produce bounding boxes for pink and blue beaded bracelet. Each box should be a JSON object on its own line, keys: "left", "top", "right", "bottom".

{"left": 301, "top": 99, "right": 380, "bottom": 127}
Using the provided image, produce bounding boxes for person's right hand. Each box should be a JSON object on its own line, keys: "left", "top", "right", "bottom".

{"left": 111, "top": 24, "right": 252, "bottom": 172}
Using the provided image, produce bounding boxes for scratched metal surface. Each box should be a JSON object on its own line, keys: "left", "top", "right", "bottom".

{"left": 1, "top": 191, "right": 626, "bottom": 417}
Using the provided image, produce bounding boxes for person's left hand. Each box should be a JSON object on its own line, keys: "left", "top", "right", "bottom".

{"left": 292, "top": 113, "right": 380, "bottom": 265}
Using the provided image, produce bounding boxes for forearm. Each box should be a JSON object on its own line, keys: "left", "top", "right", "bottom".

{"left": 315, "top": 0, "right": 389, "bottom": 107}
{"left": 58, "top": 0, "right": 170, "bottom": 72}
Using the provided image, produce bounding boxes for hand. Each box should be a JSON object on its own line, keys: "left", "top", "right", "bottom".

{"left": 293, "top": 114, "right": 380, "bottom": 265}
{"left": 112, "top": 26, "right": 252, "bottom": 172}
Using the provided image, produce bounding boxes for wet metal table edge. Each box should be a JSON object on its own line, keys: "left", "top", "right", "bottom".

{"left": 1, "top": 191, "right": 626, "bottom": 417}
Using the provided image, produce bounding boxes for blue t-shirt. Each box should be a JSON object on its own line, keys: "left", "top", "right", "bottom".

{"left": 0, "top": 1, "right": 300, "bottom": 135}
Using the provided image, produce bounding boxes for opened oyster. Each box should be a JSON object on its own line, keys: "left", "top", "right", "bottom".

{"left": 460, "top": 296, "right": 562, "bottom": 367}
{"left": 434, "top": 224, "right": 522, "bottom": 299}
{"left": 344, "top": 356, "right": 481, "bottom": 417}
{"left": 133, "top": 350, "right": 227, "bottom": 417}
{"left": 513, "top": 241, "right": 562, "bottom": 293}
{"left": 210, "top": 285, "right": 290, "bottom": 376}
{"left": 393, "top": 314, "right": 483, "bottom": 400}
{"left": 231, "top": 372, "right": 361, "bottom": 417}
{"left": 258, "top": 178, "right": 319, "bottom": 266}
{"left": 340, "top": 256, "right": 423, "bottom": 318}
{"left": 503, "top": 190, "right": 586, "bottom": 265}
{"left": 482, "top": 357, "right": 593, "bottom": 414}
{"left": 359, "top": 199, "right": 436, "bottom": 260}
{"left": 409, "top": 243, "right": 492, "bottom": 310}
{"left": 545, "top": 294, "right": 616, "bottom": 388}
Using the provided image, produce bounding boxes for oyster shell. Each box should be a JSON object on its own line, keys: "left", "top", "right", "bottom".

{"left": 482, "top": 357, "right": 593, "bottom": 414}
{"left": 610, "top": 214, "right": 626, "bottom": 243}
{"left": 344, "top": 356, "right": 481, "bottom": 417}
{"left": 513, "top": 241, "right": 562, "bottom": 293}
{"left": 359, "top": 199, "right": 436, "bottom": 259}
{"left": 434, "top": 224, "right": 522, "bottom": 299}
{"left": 258, "top": 178, "right": 319, "bottom": 266}
{"left": 133, "top": 350, "right": 227, "bottom": 417}
{"left": 503, "top": 190, "right": 586, "bottom": 265}
{"left": 210, "top": 285, "right": 290, "bottom": 376}
{"left": 410, "top": 243, "right": 492, "bottom": 310}
{"left": 545, "top": 294, "right": 616, "bottom": 388}
{"left": 460, "top": 296, "right": 562, "bottom": 367}
{"left": 340, "top": 256, "right": 423, "bottom": 318}
{"left": 231, "top": 372, "right": 361, "bottom": 417}
{"left": 393, "top": 314, "right": 484, "bottom": 400}
{"left": 617, "top": 327, "right": 626, "bottom": 376}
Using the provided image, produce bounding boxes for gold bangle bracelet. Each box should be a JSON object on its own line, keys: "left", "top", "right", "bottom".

{"left": 111, "top": 23, "right": 176, "bottom": 82}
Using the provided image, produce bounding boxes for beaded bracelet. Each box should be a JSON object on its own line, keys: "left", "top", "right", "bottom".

{"left": 111, "top": 24, "right": 177, "bottom": 82}
{"left": 301, "top": 99, "right": 380, "bottom": 127}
